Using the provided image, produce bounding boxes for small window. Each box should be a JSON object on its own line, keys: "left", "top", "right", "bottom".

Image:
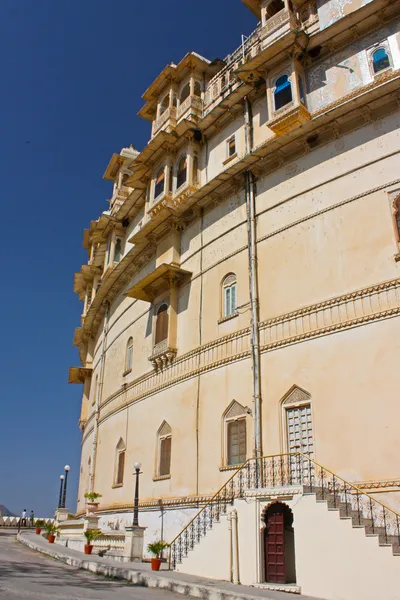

{"left": 274, "top": 75, "right": 293, "bottom": 111}
{"left": 114, "top": 438, "right": 126, "bottom": 486}
{"left": 159, "top": 437, "right": 172, "bottom": 476}
{"left": 177, "top": 156, "right": 187, "bottom": 189}
{"left": 116, "top": 450, "right": 125, "bottom": 485}
{"left": 227, "top": 136, "right": 236, "bottom": 158}
{"left": 154, "top": 168, "right": 165, "bottom": 199}
{"left": 222, "top": 274, "right": 237, "bottom": 318}
{"left": 157, "top": 421, "right": 172, "bottom": 477}
{"left": 372, "top": 48, "right": 390, "bottom": 74}
{"left": 155, "top": 304, "right": 169, "bottom": 345}
{"left": 193, "top": 81, "right": 201, "bottom": 97}
{"left": 265, "top": 0, "right": 284, "bottom": 20}
{"left": 227, "top": 419, "right": 246, "bottom": 466}
{"left": 180, "top": 83, "right": 190, "bottom": 104}
{"left": 126, "top": 337, "right": 133, "bottom": 372}
{"left": 114, "top": 238, "right": 122, "bottom": 263}
{"left": 92, "top": 375, "right": 98, "bottom": 406}
{"left": 160, "top": 94, "right": 169, "bottom": 114}
{"left": 394, "top": 197, "right": 400, "bottom": 242}
{"left": 106, "top": 238, "right": 112, "bottom": 266}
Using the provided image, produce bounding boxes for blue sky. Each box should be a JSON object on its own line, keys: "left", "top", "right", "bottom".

{"left": 0, "top": 0, "right": 257, "bottom": 517}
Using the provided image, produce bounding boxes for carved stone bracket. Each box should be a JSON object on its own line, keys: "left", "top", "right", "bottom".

{"left": 149, "top": 342, "right": 177, "bottom": 373}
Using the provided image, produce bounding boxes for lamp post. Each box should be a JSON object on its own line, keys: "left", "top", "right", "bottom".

{"left": 58, "top": 475, "right": 65, "bottom": 509}
{"left": 61, "top": 465, "right": 70, "bottom": 509}
{"left": 132, "top": 462, "right": 142, "bottom": 527}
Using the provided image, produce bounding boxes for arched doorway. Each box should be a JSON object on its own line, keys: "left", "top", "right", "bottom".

{"left": 263, "top": 503, "right": 296, "bottom": 584}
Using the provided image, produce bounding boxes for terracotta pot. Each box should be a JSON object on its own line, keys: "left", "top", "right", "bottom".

{"left": 35, "top": 528, "right": 42, "bottom": 535}
{"left": 151, "top": 558, "right": 162, "bottom": 571}
{"left": 84, "top": 545, "right": 93, "bottom": 555}
{"left": 48, "top": 535, "right": 56, "bottom": 544}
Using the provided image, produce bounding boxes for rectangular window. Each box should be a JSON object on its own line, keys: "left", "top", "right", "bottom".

{"left": 224, "top": 284, "right": 237, "bottom": 317}
{"left": 116, "top": 451, "right": 125, "bottom": 485}
{"left": 227, "top": 136, "right": 236, "bottom": 157}
{"left": 227, "top": 419, "right": 246, "bottom": 466}
{"left": 159, "top": 436, "right": 171, "bottom": 476}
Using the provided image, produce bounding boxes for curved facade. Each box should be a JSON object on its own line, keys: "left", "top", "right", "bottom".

{"left": 71, "top": 0, "right": 400, "bottom": 549}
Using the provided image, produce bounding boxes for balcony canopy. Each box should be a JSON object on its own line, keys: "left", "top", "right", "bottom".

{"left": 126, "top": 263, "right": 192, "bottom": 302}
{"left": 68, "top": 367, "right": 93, "bottom": 384}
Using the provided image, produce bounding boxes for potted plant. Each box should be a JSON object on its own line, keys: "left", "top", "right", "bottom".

{"left": 35, "top": 519, "right": 45, "bottom": 535}
{"left": 84, "top": 492, "right": 102, "bottom": 516}
{"left": 83, "top": 529, "right": 102, "bottom": 555}
{"left": 45, "top": 522, "right": 58, "bottom": 544}
{"left": 147, "top": 540, "right": 169, "bottom": 571}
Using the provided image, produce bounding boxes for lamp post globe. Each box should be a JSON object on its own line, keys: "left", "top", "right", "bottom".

{"left": 134, "top": 462, "right": 142, "bottom": 471}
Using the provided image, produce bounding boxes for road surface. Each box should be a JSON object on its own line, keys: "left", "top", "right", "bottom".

{"left": 0, "top": 533, "right": 183, "bottom": 600}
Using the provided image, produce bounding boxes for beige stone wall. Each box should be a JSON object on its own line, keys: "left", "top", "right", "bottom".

{"left": 76, "top": 106, "right": 400, "bottom": 515}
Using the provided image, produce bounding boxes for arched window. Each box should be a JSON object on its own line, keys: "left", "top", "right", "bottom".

{"left": 154, "top": 167, "right": 165, "bottom": 199}
{"left": 180, "top": 82, "right": 190, "bottom": 104}
{"left": 157, "top": 421, "right": 172, "bottom": 477}
{"left": 177, "top": 156, "right": 187, "bottom": 189}
{"left": 274, "top": 75, "right": 292, "bottom": 111}
{"left": 155, "top": 304, "right": 169, "bottom": 345}
{"left": 193, "top": 81, "right": 201, "bottom": 97}
{"left": 114, "top": 438, "right": 126, "bottom": 486}
{"left": 372, "top": 48, "right": 390, "bottom": 74}
{"left": 125, "top": 337, "right": 133, "bottom": 372}
{"left": 160, "top": 94, "right": 169, "bottom": 114}
{"left": 265, "top": 0, "right": 285, "bottom": 20}
{"left": 222, "top": 274, "right": 237, "bottom": 318}
{"left": 114, "top": 238, "right": 122, "bottom": 263}
{"left": 223, "top": 401, "right": 247, "bottom": 467}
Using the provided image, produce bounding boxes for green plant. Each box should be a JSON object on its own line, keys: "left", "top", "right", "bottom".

{"left": 84, "top": 492, "right": 102, "bottom": 502}
{"left": 147, "top": 540, "right": 169, "bottom": 559}
{"left": 35, "top": 519, "right": 45, "bottom": 527}
{"left": 84, "top": 529, "right": 102, "bottom": 545}
{"left": 45, "top": 522, "right": 58, "bottom": 535}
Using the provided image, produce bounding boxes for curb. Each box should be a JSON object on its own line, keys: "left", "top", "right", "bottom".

{"left": 17, "top": 534, "right": 273, "bottom": 600}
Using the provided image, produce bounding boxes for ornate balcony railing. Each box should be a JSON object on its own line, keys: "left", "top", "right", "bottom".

{"left": 177, "top": 95, "right": 203, "bottom": 121}
{"left": 152, "top": 106, "right": 177, "bottom": 137}
{"left": 169, "top": 452, "right": 400, "bottom": 569}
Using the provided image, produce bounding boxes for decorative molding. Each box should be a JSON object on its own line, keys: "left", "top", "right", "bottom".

{"left": 282, "top": 386, "right": 311, "bottom": 406}
{"left": 224, "top": 400, "right": 247, "bottom": 420}
{"left": 355, "top": 479, "right": 400, "bottom": 491}
{"left": 78, "top": 276, "right": 400, "bottom": 440}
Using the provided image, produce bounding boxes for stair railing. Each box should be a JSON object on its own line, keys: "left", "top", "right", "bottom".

{"left": 168, "top": 453, "right": 400, "bottom": 569}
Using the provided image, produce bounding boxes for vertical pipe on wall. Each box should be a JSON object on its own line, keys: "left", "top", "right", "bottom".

{"left": 244, "top": 96, "right": 263, "bottom": 464}
{"left": 89, "top": 301, "right": 110, "bottom": 493}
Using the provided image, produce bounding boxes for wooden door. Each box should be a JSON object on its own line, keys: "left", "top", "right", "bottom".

{"left": 265, "top": 505, "right": 286, "bottom": 583}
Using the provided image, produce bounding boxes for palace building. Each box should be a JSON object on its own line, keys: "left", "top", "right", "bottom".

{"left": 70, "top": 1, "right": 400, "bottom": 597}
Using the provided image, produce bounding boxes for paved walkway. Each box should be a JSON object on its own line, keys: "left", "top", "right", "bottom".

{"left": 18, "top": 532, "right": 321, "bottom": 600}
{"left": 0, "top": 533, "right": 182, "bottom": 600}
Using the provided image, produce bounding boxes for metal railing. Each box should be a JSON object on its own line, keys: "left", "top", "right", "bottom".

{"left": 169, "top": 452, "right": 400, "bottom": 568}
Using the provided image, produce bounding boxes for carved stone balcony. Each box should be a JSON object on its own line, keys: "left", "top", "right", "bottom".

{"left": 267, "top": 103, "right": 311, "bottom": 136}
{"left": 176, "top": 95, "right": 203, "bottom": 123}
{"left": 148, "top": 191, "right": 173, "bottom": 219}
{"left": 260, "top": 9, "right": 298, "bottom": 48}
{"left": 109, "top": 185, "right": 131, "bottom": 214}
{"left": 149, "top": 340, "right": 177, "bottom": 373}
{"left": 152, "top": 106, "right": 177, "bottom": 137}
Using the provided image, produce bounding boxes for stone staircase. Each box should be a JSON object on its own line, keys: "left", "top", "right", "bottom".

{"left": 308, "top": 485, "right": 400, "bottom": 556}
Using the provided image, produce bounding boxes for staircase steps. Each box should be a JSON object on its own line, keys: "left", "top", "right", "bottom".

{"left": 304, "top": 487, "right": 400, "bottom": 556}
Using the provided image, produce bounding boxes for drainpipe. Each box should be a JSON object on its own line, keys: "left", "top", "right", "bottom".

{"left": 244, "top": 97, "right": 263, "bottom": 466}
{"left": 89, "top": 301, "right": 110, "bottom": 493}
